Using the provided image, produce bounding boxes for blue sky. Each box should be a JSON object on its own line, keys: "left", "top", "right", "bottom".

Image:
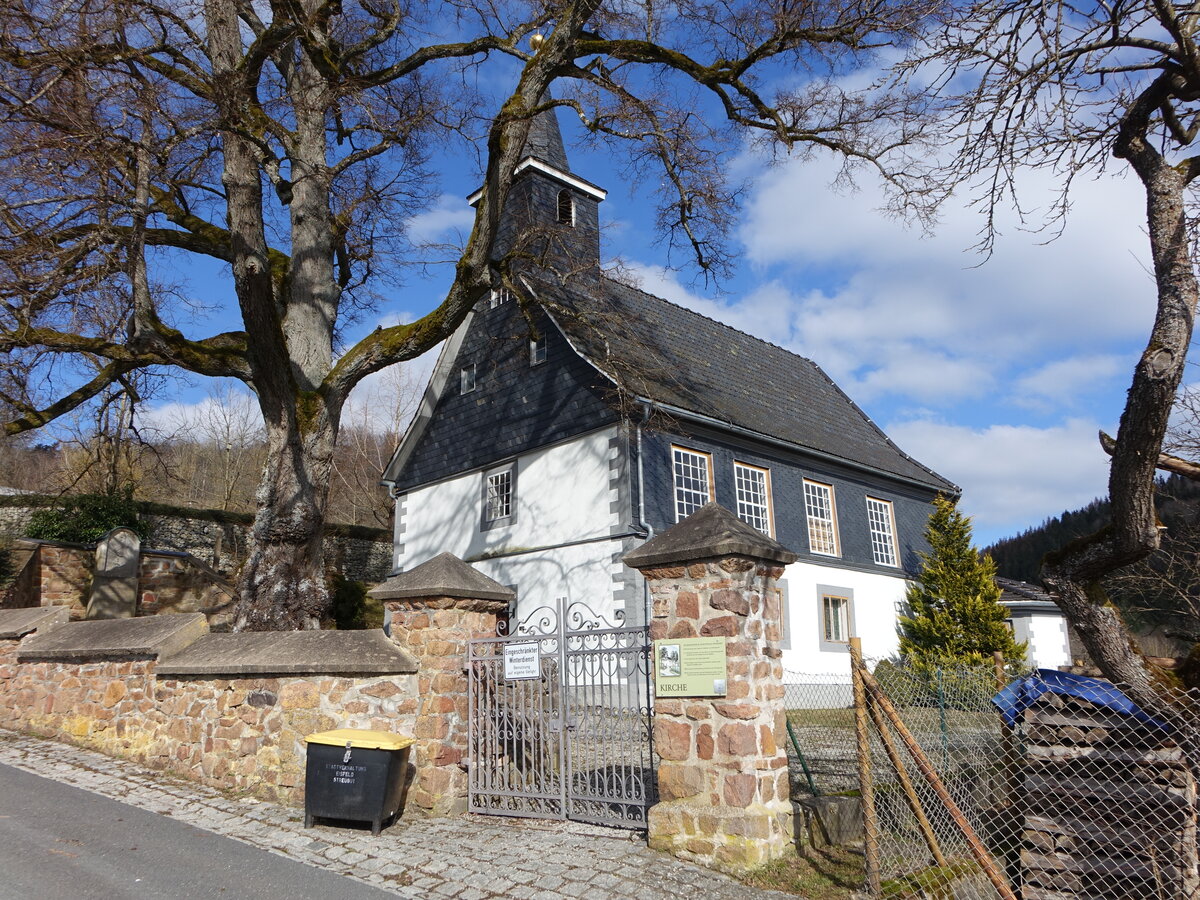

{"left": 146, "top": 104, "right": 1159, "bottom": 549}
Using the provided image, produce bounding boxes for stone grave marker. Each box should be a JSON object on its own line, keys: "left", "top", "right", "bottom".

{"left": 85, "top": 527, "right": 141, "bottom": 619}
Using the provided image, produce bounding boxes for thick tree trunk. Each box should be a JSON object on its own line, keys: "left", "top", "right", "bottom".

{"left": 1042, "top": 96, "right": 1200, "bottom": 733}
{"left": 235, "top": 410, "right": 337, "bottom": 631}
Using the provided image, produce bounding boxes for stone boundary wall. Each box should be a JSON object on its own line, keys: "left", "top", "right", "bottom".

{"left": 0, "top": 614, "right": 419, "bottom": 807}
{"left": 1021, "top": 690, "right": 1199, "bottom": 899}
{"left": 0, "top": 500, "right": 391, "bottom": 584}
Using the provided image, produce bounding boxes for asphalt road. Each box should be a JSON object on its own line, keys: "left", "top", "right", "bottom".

{"left": 0, "top": 761, "right": 400, "bottom": 899}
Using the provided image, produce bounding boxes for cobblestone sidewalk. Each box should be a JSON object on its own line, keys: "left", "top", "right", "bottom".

{"left": 0, "top": 729, "right": 795, "bottom": 899}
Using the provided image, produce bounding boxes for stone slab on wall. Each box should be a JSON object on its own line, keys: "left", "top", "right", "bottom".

{"left": 0, "top": 606, "right": 67, "bottom": 640}
{"left": 156, "top": 629, "right": 418, "bottom": 677}
{"left": 19, "top": 613, "right": 210, "bottom": 662}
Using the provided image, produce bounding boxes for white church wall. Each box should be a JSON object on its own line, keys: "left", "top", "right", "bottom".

{"left": 394, "top": 425, "right": 620, "bottom": 582}
{"left": 779, "top": 561, "right": 909, "bottom": 705}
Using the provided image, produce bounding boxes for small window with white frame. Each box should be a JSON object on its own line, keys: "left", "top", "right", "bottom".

{"left": 818, "top": 587, "right": 854, "bottom": 652}
{"left": 803, "top": 479, "right": 840, "bottom": 556}
{"left": 865, "top": 497, "right": 900, "bottom": 567}
{"left": 733, "top": 461, "right": 773, "bottom": 536}
{"left": 490, "top": 287, "right": 511, "bottom": 308}
{"left": 460, "top": 363, "right": 476, "bottom": 394}
{"left": 482, "top": 462, "right": 516, "bottom": 529}
{"left": 672, "top": 446, "right": 713, "bottom": 522}
{"left": 530, "top": 335, "right": 547, "bottom": 366}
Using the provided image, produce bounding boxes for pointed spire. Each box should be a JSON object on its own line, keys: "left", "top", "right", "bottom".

{"left": 522, "top": 95, "right": 570, "bottom": 173}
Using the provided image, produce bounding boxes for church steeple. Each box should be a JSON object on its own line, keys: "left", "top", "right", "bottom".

{"left": 522, "top": 102, "right": 571, "bottom": 173}
{"left": 469, "top": 97, "right": 606, "bottom": 271}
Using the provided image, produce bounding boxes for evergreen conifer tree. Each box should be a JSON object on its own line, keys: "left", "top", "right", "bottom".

{"left": 899, "top": 496, "right": 1026, "bottom": 666}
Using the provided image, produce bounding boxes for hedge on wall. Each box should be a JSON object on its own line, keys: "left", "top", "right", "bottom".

{"left": 24, "top": 492, "right": 145, "bottom": 545}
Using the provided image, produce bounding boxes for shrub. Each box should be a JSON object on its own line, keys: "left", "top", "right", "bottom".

{"left": 25, "top": 491, "right": 144, "bottom": 545}
{"left": 329, "top": 576, "right": 384, "bottom": 630}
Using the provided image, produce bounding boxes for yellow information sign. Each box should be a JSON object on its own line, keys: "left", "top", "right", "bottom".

{"left": 653, "top": 637, "right": 728, "bottom": 697}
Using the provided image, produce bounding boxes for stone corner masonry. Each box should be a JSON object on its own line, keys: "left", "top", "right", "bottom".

{"left": 371, "top": 552, "right": 514, "bottom": 818}
{"left": 625, "top": 502, "right": 798, "bottom": 873}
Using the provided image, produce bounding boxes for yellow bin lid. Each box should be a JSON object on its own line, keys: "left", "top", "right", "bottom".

{"left": 304, "top": 729, "right": 413, "bottom": 751}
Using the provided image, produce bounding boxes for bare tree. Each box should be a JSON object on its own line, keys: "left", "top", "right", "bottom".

{"left": 329, "top": 366, "right": 420, "bottom": 528}
{"left": 917, "top": 0, "right": 1200, "bottom": 727}
{"left": 0, "top": 0, "right": 941, "bottom": 629}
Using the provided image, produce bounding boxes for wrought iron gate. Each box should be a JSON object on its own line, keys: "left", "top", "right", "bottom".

{"left": 467, "top": 600, "right": 656, "bottom": 829}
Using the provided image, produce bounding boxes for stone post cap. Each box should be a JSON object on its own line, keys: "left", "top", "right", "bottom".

{"left": 623, "top": 502, "right": 798, "bottom": 570}
{"left": 369, "top": 552, "right": 516, "bottom": 603}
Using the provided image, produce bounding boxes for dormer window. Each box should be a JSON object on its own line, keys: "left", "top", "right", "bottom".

{"left": 557, "top": 190, "right": 574, "bottom": 226}
{"left": 490, "top": 287, "right": 511, "bottom": 308}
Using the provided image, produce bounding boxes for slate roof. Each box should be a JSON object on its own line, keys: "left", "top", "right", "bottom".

{"left": 996, "top": 577, "right": 1060, "bottom": 608}
{"left": 525, "top": 270, "right": 957, "bottom": 492}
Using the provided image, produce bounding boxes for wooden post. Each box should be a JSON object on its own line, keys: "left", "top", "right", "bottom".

{"left": 994, "top": 651, "right": 1017, "bottom": 805}
{"left": 849, "top": 637, "right": 881, "bottom": 896}
{"left": 866, "top": 694, "right": 948, "bottom": 868}
{"left": 861, "top": 663, "right": 1019, "bottom": 900}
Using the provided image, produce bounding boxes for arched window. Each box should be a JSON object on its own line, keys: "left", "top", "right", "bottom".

{"left": 556, "top": 189, "right": 574, "bottom": 226}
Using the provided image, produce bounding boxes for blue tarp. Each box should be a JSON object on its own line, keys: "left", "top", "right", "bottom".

{"left": 991, "top": 667, "right": 1170, "bottom": 731}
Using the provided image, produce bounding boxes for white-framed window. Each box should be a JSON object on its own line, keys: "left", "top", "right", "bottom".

{"left": 803, "top": 479, "right": 840, "bottom": 556}
{"left": 460, "top": 363, "right": 476, "bottom": 394}
{"left": 490, "top": 287, "right": 511, "bottom": 308}
{"left": 733, "top": 462, "right": 773, "bottom": 536}
{"left": 817, "top": 585, "right": 854, "bottom": 652}
{"left": 482, "top": 462, "right": 516, "bottom": 529}
{"left": 557, "top": 190, "right": 575, "bottom": 226}
{"left": 530, "top": 335, "right": 547, "bottom": 366}
{"left": 866, "top": 497, "right": 900, "bottom": 567}
{"left": 672, "top": 446, "right": 713, "bottom": 522}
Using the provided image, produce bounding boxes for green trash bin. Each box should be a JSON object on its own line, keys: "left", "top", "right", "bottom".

{"left": 304, "top": 729, "right": 413, "bottom": 835}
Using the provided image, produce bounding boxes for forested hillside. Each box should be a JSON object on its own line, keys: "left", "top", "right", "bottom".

{"left": 986, "top": 475, "right": 1200, "bottom": 646}
{"left": 987, "top": 475, "right": 1200, "bottom": 583}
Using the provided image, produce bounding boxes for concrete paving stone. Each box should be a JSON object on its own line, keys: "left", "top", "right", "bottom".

{"left": 534, "top": 875, "right": 565, "bottom": 891}
{"left": 558, "top": 880, "right": 591, "bottom": 898}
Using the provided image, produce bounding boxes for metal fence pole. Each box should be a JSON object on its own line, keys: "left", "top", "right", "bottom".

{"left": 849, "top": 637, "right": 882, "bottom": 897}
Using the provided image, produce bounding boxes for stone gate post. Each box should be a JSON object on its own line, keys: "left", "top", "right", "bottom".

{"left": 624, "top": 502, "right": 798, "bottom": 871}
{"left": 369, "top": 553, "right": 514, "bottom": 817}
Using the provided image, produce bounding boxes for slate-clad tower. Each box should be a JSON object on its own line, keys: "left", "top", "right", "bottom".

{"left": 468, "top": 99, "right": 607, "bottom": 270}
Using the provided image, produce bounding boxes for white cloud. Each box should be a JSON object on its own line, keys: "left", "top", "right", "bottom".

{"left": 1014, "top": 354, "right": 1128, "bottom": 409}
{"left": 886, "top": 417, "right": 1111, "bottom": 545}
{"left": 721, "top": 155, "right": 1156, "bottom": 407}
{"left": 404, "top": 193, "right": 475, "bottom": 245}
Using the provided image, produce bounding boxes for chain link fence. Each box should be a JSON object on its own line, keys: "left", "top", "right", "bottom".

{"left": 785, "top": 657, "right": 1200, "bottom": 899}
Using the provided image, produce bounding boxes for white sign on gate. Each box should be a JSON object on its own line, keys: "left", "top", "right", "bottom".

{"left": 503, "top": 642, "right": 540, "bottom": 680}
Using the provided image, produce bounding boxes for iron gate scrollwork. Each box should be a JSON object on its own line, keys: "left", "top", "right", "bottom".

{"left": 467, "top": 600, "right": 657, "bottom": 829}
